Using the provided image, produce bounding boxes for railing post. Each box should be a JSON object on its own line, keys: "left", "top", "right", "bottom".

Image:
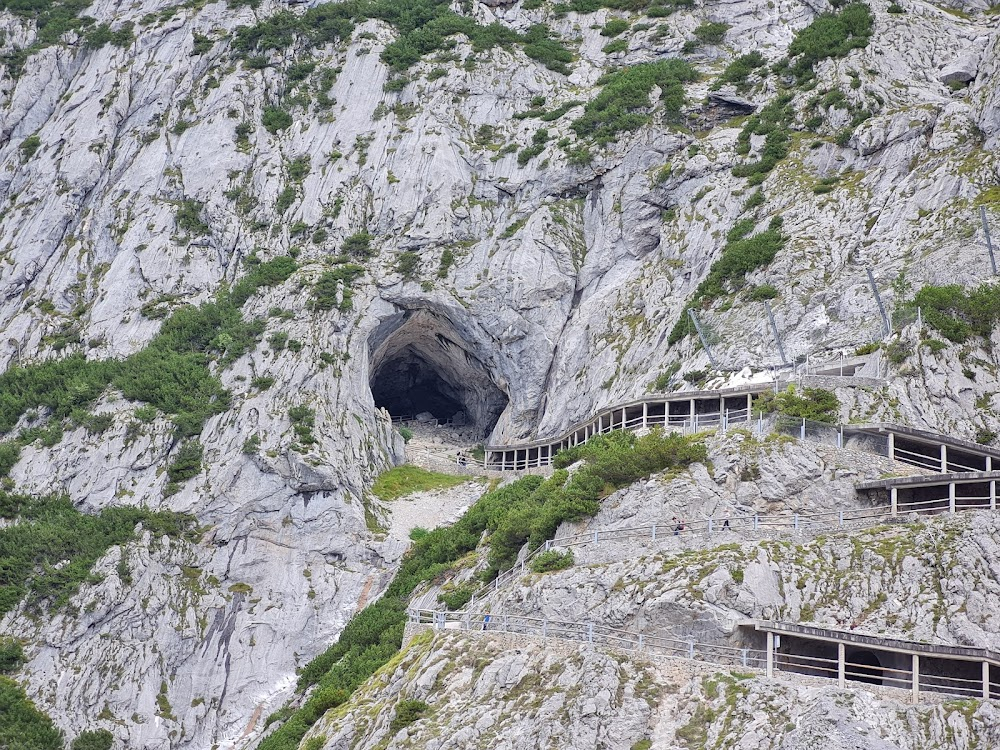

{"left": 912, "top": 654, "right": 920, "bottom": 703}
{"left": 708, "top": 518, "right": 714, "bottom": 533}
{"left": 638, "top": 633, "right": 645, "bottom": 651}
{"left": 984, "top": 661, "right": 991, "bottom": 700}
{"left": 839, "top": 510, "right": 844, "bottom": 527}
{"left": 887, "top": 431, "right": 895, "bottom": 461}
{"left": 642, "top": 402, "right": 648, "bottom": 429}
{"left": 545, "top": 539, "right": 551, "bottom": 552}
{"left": 838, "top": 425, "right": 843, "bottom": 449}
{"left": 766, "top": 632, "right": 774, "bottom": 678}
{"left": 891, "top": 487, "right": 898, "bottom": 517}
{"left": 651, "top": 524, "right": 656, "bottom": 541}
{"left": 741, "top": 648, "right": 748, "bottom": 668}
{"left": 689, "top": 641, "right": 695, "bottom": 659}
{"left": 992, "top": 480, "right": 997, "bottom": 512}
{"left": 837, "top": 642, "right": 845, "bottom": 688}
{"left": 542, "top": 619, "right": 548, "bottom": 638}
{"left": 503, "top": 614, "right": 509, "bottom": 631}
{"left": 753, "top": 515, "right": 759, "bottom": 531}
{"left": 588, "top": 623, "right": 594, "bottom": 644}
{"left": 593, "top": 530, "right": 599, "bottom": 543}
{"left": 800, "top": 418, "right": 806, "bottom": 440}
{"left": 949, "top": 482, "right": 956, "bottom": 514}
{"left": 941, "top": 444, "right": 948, "bottom": 473}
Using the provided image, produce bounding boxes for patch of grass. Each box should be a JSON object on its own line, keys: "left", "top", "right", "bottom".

{"left": 370, "top": 465, "right": 469, "bottom": 501}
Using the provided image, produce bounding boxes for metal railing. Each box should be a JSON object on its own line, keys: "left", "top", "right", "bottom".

{"left": 408, "top": 609, "right": 1000, "bottom": 702}
{"left": 482, "top": 407, "right": 757, "bottom": 472}
{"left": 407, "top": 608, "right": 766, "bottom": 669}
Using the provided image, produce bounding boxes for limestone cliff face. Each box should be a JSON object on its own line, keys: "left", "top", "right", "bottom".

{"left": 1, "top": 0, "right": 999, "bottom": 745}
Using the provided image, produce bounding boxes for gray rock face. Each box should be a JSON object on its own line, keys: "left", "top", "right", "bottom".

{"left": 0, "top": 0, "right": 999, "bottom": 745}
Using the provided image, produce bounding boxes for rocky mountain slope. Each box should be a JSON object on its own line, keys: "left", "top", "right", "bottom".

{"left": 1, "top": 0, "right": 1000, "bottom": 746}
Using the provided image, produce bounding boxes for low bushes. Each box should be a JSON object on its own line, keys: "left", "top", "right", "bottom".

{"left": 571, "top": 59, "right": 699, "bottom": 142}
{"left": 0, "top": 492, "right": 197, "bottom": 616}
{"left": 910, "top": 284, "right": 1000, "bottom": 343}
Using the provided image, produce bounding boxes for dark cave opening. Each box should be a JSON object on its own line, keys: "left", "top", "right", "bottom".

{"left": 370, "top": 351, "right": 465, "bottom": 423}
{"left": 368, "top": 309, "right": 509, "bottom": 438}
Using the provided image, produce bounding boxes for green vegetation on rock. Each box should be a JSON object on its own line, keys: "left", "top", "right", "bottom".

{"left": 572, "top": 59, "right": 698, "bottom": 143}
{"left": 782, "top": 3, "right": 874, "bottom": 83}
{"left": 0, "top": 257, "right": 296, "bottom": 476}
{"left": 234, "top": 1, "right": 572, "bottom": 75}
{"left": 0, "top": 492, "right": 197, "bottom": 616}
{"left": 909, "top": 284, "right": 1000, "bottom": 343}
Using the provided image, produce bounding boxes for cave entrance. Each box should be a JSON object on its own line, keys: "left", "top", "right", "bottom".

{"left": 368, "top": 309, "right": 508, "bottom": 438}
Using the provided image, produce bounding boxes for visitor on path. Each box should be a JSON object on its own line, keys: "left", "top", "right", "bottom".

{"left": 722, "top": 517, "right": 731, "bottom": 530}
{"left": 672, "top": 516, "right": 681, "bottom": 535}
{"left": 482, "top": 613, "right": 491, "bottom": 631}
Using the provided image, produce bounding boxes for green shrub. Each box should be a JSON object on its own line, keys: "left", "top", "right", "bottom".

{"left": 389, "top": 699, "right": 429, "bottom": 733}
{"left": 0, "top": 638, "right": 24, "bottom": 673}
{"left": 761, "top": 386, "right": 840, "bottom": 423}
{"left": 19, "top": 135, "right": 40, "bottom": 160}
{"left": 437, "top": 583, "right": 476, "bottom": 609}
{"left": 571, "top": 59, "right": 699, "bottom": 142}
{"left": 712, "top": 52, "right": 766, "bottom": 89}
{"left": 601, "top": 18, "right": 630, "bottom": 36}
{"left": 910, "top": 284, "right": 1000, "bottom": 343}
{"left": 398, "top": 427, "right": 414, "bottom": 443}
{"left": 602, "top": 38, "right": 628, "bottom": 54}
{"left": 854, "top": 342, "right": 880, "bottom": 356}
{"left": 693, "top": 21, "right": 728, "bottom": 45}
{"left": 396, "top": 251, "right": 421, "bottom": 278}
{"left": 262, "top": 106, "right": 293, "bottom": 134}
{"left": 0, "top": 677, "right": 63, "bottom": 750}
{"left": 175, "top": 199, "right": 209, "bottom": 234}
{"left": 0, "top": 443, "right": 21, "bottom": 478}
{"left": 312, "top": 265, "right": 365, "bottom": 311}
{"left": 437, "top": 248, "right": 455, "bottom": 278}
{"left": 747, "top": 284, "right": 779, "bottom": 301}
{"left": 166, "top": 440, "right": 203, "bottom": 483}
{"left": 530, "top": 549, "right": 574, "bottom": 572}
{"left": 785, "top": 3, "right": 873, "bottom": 82}
{"left": 342, "top": 231, "right": 373, "bottom": 258}
{"left": 288, "top": 406, "right": 316, "bottom": 446}
{"left": 71, "top": 730, "right": 114, "bottom": 750}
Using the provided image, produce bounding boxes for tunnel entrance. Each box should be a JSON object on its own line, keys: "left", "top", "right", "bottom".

{"left": 846, "top": 650, "right": 883, "bottom": 685}
{"left": 368, "top": 309, "right": 508, "bottom": 438}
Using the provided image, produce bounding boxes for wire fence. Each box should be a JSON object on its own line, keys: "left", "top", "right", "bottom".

{"left": 407, "top": 609, "right": 766, "bottom": 669}
{"left": 407, "top": 609, "right": 1000, "bottom": 702}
